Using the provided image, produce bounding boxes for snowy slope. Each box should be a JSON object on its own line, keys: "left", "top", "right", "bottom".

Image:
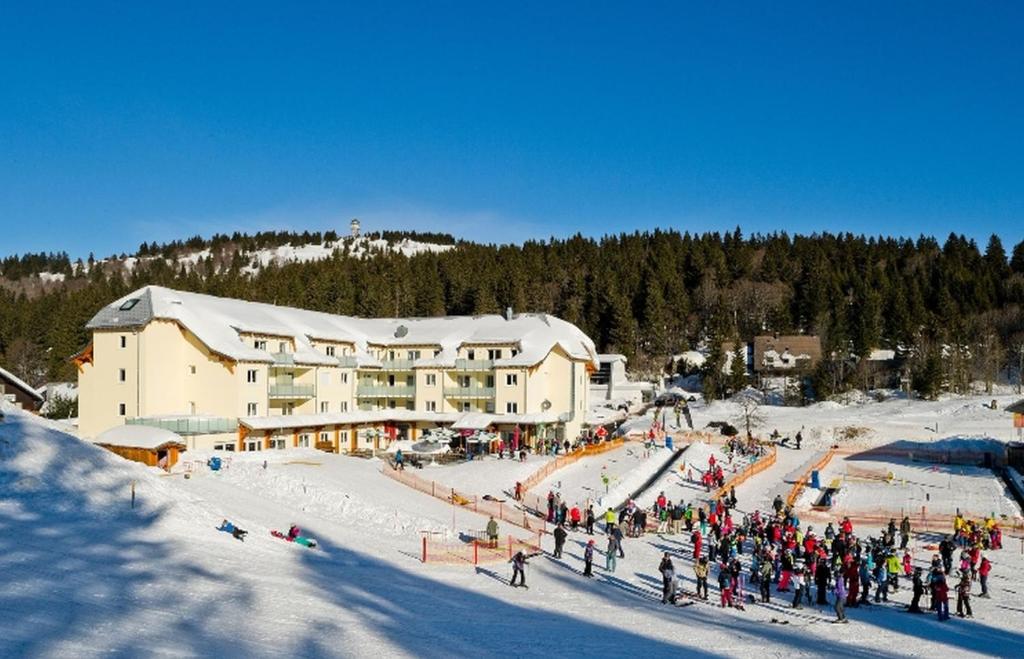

{"left": 4, "top": 396, "right": 1024, "bottom": 658}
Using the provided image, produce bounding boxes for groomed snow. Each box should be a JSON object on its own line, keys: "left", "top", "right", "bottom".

{"left": 3, "top": 393, "right": 1024, "bottom": 658}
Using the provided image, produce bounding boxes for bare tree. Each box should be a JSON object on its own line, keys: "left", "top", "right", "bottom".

{"left": 733, "top": 389, "right": 765, "bottom": 438}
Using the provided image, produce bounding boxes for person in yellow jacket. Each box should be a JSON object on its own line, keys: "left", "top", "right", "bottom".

{"left": 886, "top": 552, "right": 902, "bottom": 590}
{"left": 604, "top": 507, "right": 616, "bottom": 534}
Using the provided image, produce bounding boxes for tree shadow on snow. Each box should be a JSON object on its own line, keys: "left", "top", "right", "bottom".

{"left": 0, "top": 413, "right": 261, "bottom": 657}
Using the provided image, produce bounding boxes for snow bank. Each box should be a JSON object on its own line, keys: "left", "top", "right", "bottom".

{"left": 598, "top": 447, "right": 675, "bottom": 510}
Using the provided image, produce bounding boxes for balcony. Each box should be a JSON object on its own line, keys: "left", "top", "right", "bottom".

{"left": 271, "top": 352, "right": 295, "bottom": 366}
{"left": 336, "top": 355, "right": 358, "bottom": 368}
{"left": 356, "top": 384, "right": 416, "bottom": 398}
{"left": 443, "top": 385, "right": 496, "bottom": 399}
{"left": 454, "top": 359, "right": 494, "bottom": 371}
{"left": 268, "top": 384, "right": 315, "bottom": 399}
{"left": 380, "top": 359, "right": 415, "bottom": 371}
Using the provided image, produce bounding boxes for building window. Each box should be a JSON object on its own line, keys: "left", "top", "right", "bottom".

{"left": 467, "top": 349, "right": 475, "bottom": 360}
{"left": 118, "top": 368, "right": 126, "bottom": 383}
{"left": 426, "top": 401, "right": 437, "bottom": 412}
{"left": 405, "top": 375, "right": 414, "bottom": 387}
{"left": 506, "top": 373, "right": 518, "bottom": 386}
{"left": 511, "top": 348, "right": 519, "bottom": 357}
{"left": 408, "top": 350, "right": 421, "bottom": 360}
{"left": 247, "top": 369, "right": 258, "bottom": 383}
{"left": 388, "top": 400, "right": 397, "bottom": 409}
{"left": 326, "top": 346, "right": 336, "bottom": 357}
{"left": 189, "top": 365, "right": 197, "bottom": 375}
{"left": 461, "top": 401, "right": 471, "bottom": 412}
{"left": 425, "top": 374, "right": 436, "bottom": 385}
{"left": 405, "top": 401, "right": 414, "bottom": 411}
{"left": 213, "top": 442, "right": 236, "bottom": 452}
{"left": 118, "top": 403, "right": 126, "bottom": 416}
{"left": 488, "top": 349, "right": 501, "bottom": 360}
{"left": 255, "top": 339, "right": 267, "bottom": 350}
{"left": 340, "top": 401, "right": 348, "bottom": 412}
{"left": 247, "top": 402, "right": 258, "bottom": 416}
{"left": 341, "top": 372, "right": 348, "bottom": 384}
{"left": 119, "top": 298, "right": 140, "bottom": 311}
{"left": 120, "top": 335, "right": 127, "bottom": 348}
{"left": 245, "top": 439, "right": 262, "bottom": 452}
{"left": 485, "top": 402, "right": 495, "bottom": 413}
{"left": 283, "top": 403, "right": 294, "bottom": 416}
{"left": 320, "top": 401, "right": 329, "bottom": 413}
{"left": 486, "top": 375, "right": 495, "bottom": 387}
{"left": 189, "top": 402, "right": 196, "bottom": 415}
{"left": 388, "top": 350, "right": 396, "bottom": 360}
{"left": 270, "top": 438, "right": 286, "bottom": 450}
{"left": 278, "top": 341, "right": 288, "bottom": 354}
{"left": 458, "top": 375, "right": 471, "bottom": 388}
{"left": 298, "top": 433, "right": 311, "bottom": 448}
{"left": 506, "top": 402, "right": 518, "bottom": 414}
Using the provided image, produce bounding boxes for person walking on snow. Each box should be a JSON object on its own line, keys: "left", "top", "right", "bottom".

{"left": 486, "top": 516, "right": 499, "bottom": 548}
{"left": 695, "top": 556, "right": 710, "bottom": 600}
{"left": 509, "top": 550, "right": 527, "bottom": 588}
{"left": 606, "top": 535, "right": 618, "bottom": 573}
{"left": 956, "top": 572, "right": 973, "bottom": 618}
{"left": 585, "top": 505, "right": 595, "bottom": 535}
{"left": 978, "top": 555, "right": 991, "bottom": 598}
{"left": 833, "top": 570, "right": 848, "bottom": 622}
{"left": 553, "top": 523, "right": 568, "bottom": 559}
{"left": 907, "top": 567, "right": 925, "bottom": 613}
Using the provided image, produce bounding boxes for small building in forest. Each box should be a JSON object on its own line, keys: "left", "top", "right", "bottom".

{"left": 94, "top": 424, "right": 186, "bottom": 470}
{"left": 752, "top": 335, "right": 822, "bottom": 374}
{"left": 0, "top": 366, "right": 43, "bottom": 412}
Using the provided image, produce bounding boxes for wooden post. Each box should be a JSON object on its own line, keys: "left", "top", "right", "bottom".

{"left": 422, "top": 536, "right": 427, "bottom": 563}
{"left": 131, "top": 480, "right": 136, "bottom": 509}
{"left": 473, "top": 540, "right": 479, "bottom": 565}
{"left": 508, "top": 535, "right": 513, "bottom": 559}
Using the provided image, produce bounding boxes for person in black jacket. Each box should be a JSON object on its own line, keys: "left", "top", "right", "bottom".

{"left": 907, "top": 567, "right": 925, "bottom": 613}
{"left": 510, "top": 551, "right": 527, "bottom": 587}
{"left": 815, "top": 557, "right": 831, "bottom": 605}
{"left": 553, "top": 523, "right": 568, "bottom": 558}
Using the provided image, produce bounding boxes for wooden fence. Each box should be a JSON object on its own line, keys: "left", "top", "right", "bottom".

{"left": 711, "top": 444, "right": 778, "bottom": 502}
{"left": 420, "top": 532, "right": 543, "bottom": 565}
{"left": 785, "top": 448, "right": 838, "bottom": 508}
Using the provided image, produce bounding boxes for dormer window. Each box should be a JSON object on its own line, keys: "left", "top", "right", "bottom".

{"left": 326, "top": 346, "right": 336, "bottom": 357}
{"left": 254, "top": 340, "right": 267, "bottom": 351}
{"left": 119, "top": 298, "right": 140, "bottom": 311}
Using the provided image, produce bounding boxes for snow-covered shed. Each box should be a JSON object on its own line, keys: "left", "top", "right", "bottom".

{"left": 95, "top": 425, "right": 186, "bottom": 469}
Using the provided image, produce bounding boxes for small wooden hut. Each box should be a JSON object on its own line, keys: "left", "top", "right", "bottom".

{"left": 95, "top": 425, "right": 186, "bottom": 470}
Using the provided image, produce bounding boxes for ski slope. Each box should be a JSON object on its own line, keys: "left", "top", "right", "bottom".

{"left": 2, "top": 393, "right": 1024, "bottom": 658}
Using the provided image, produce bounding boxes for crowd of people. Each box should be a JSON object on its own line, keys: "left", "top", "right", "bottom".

{"left": 530, "top": 451, "right": 1007, "bottom": 626}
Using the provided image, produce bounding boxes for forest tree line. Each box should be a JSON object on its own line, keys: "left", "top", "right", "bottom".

{"left": 2, "top": 229, "right": 1023, "bottom": 402}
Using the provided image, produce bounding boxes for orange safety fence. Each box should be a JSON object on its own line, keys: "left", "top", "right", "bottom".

{"left": 382, "top": 465, "right": 548, "bottom": 533}
{"left": 519, "top": 438, "right": 626, "bottom": 492}
{"left": 420, "top": 531, "right": 544, "bottom": 565}
{"left": 711, "top": 444, "right": 778, "bottom": 502}
{"left": 786, "top": 447, "right": 837, "bottom": 508}
{"left": 799, "top": 508, "right": 1024, "bottom": 540}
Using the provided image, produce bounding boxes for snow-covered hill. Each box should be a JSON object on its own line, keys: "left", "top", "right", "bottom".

{"left": 3, "top": 394, "right": 1024, "bottom": 658}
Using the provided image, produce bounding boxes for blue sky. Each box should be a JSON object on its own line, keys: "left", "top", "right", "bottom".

{"left": 2, "top": 2, "right": 1022, "bottom": 258}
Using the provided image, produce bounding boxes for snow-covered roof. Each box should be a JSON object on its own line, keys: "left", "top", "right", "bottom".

{"left": 450, "top": 412, "right": 561, "bottom": 429}
{"left": 94, "top": 424, "right": 185, "bottom": 449}
{"left": 86, "top": 286, "right": 598, "bottom": 369}
{"left": 0, "top": 366, "right": 44, "bottom": 402}
{"left": 867, "top": 349, "right": 897, "bottom": 362}
{"left": 597, "top": 354, "right": 627, "bottom": 364}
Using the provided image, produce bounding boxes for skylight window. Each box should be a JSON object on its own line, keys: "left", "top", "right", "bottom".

{"left": 119, "top": 298, "right": 140, "bottom": 311}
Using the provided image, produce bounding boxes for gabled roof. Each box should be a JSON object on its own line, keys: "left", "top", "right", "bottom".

{"left": 86, "top": 286, "right": 598, "bottom": 369}
{"left": 0, "top": 366, "right": 44, "bottom": 402}
{"left": 1007, "top": 399, "right": 1024, "bottom": 415}
{"left": 95, "top": 424, "right": 186, "bottom": 449}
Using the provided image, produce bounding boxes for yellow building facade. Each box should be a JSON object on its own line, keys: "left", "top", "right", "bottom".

{"left": 76, "top": 286, "right": 596, "bottom": 453}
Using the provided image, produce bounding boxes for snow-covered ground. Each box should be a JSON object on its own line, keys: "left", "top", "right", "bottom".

{"left": 3, "top": 392, "right": 1024, "bottom": 658}
{"left": 421, "top": 454, "right": 552, "bottom": 496}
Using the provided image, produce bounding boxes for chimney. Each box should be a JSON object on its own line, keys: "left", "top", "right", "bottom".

{"left": 505, "top": 307, "right": 513, "bottom": 321}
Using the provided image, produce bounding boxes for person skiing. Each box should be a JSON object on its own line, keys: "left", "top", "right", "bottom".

{"left": 583, "top": 540, "right": 595, "bottom": 577}
{"left": 553, "top": 523, "right": 568, "bottom": 559}
{"left": 509, "top": 550, "right": 527, "bottom": 588}
{"left": 659, "top": 553, "right": 677, "bottom": 604}
{"left": 833, "top": 570, "right": 848, "bottom": 622}
{"left": 288, "top": 524, "right": 301, "bottom": 540}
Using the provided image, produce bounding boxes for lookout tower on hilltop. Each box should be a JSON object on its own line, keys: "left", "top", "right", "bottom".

{"left": 350, "top": 218, "right": 361, "bottom": 238}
